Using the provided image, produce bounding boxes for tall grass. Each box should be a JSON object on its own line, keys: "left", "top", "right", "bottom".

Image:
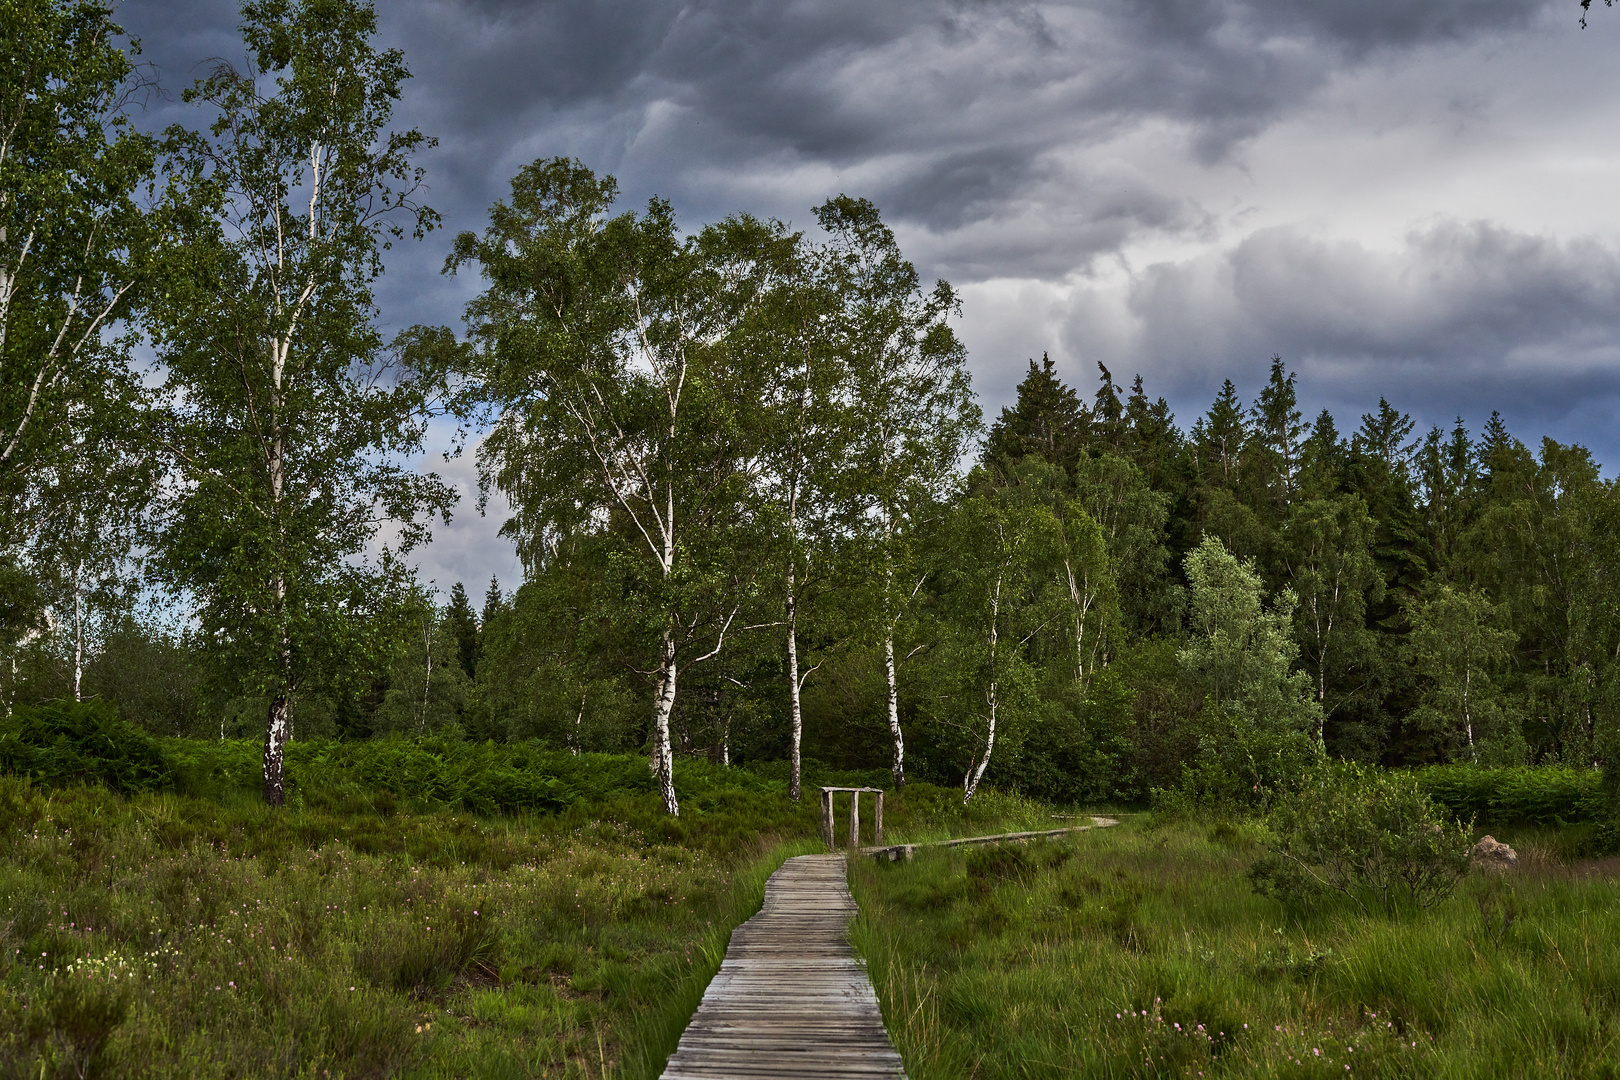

{"left": 0, "top": 772, "right": 823, "bottom": 1079}
{"left": 0, "top": 731, "right": 1064, "bottom": 1080}
{"left": 850, "top": 816, "right": 1620, "bottom": 1078}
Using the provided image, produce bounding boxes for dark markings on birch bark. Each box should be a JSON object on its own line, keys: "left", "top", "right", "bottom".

{"left": 263, "top": 693, "right": 289, "bottom": 806}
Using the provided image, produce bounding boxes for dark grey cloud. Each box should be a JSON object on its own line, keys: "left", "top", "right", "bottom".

{"left": 1048, "top": 219, "right": 1620, "bottom": 464}
{"left": 109, "top": 0, "right": 1620, "bottom": 588}
{"left": 117, "top": 0, "right": 1567, "bottom": 294}
{"left": 1123, "top": 221, "right": 1620, "bottom": 369}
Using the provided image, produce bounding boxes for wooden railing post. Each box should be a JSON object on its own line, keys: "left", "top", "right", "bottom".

{"left": 821, "top": 785, "right": 886, "bottom": 853}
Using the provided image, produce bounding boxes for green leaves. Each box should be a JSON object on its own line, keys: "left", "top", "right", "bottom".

{"left": 147, "top": 0, "right": 448, "bottom": 803}
{"left": 1180, "top": 535, "right": 1322, "bottom": 739}
{"left": 0, "top": 0, "right": 158, "bottom": 604}
{"left": 452, "top": 157, "right": 805, "bottom": 812}
{"left": 1255, "top": 763, "right": 1472, "bottom": 915}
{"left": 1403, "top": 582, "right": 1520, "bottom": 764}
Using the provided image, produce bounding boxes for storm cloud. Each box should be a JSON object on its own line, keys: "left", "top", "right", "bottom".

{"left": 114, "top": 0, "right": 1620, "bottom": 586}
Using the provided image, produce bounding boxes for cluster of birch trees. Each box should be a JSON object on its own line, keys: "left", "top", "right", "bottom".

{"left": 3, "top": 0, "right": 451, "bottom": 803}
{"left": 437, "top": 162, "right": 978, "bottom": 814}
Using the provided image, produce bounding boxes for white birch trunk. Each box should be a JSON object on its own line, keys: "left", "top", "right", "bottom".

{"left": 1063, "top": 554, "right": 1097, "bottom": 688}
{"left": 420, "top": 618, "right": 432, "bottom": 736}
{"left": 1463, "top": 660, "right": 1476, "bottom": 763}
{"left": 651, "top": 631, "right": 680, "bottom": 816}
{"left": 263, "top": 322, "right": 290, "bottom": 805}
{"left": 963, "top": 572, "right": 1002, "bottom": 803}
{"left": 264, "top": 692, "right": 289, "bottom": 805}
{"left": 72, "top": 561, "right": 83, "bottom": 702}
{"left": 885, "top": 628, "right": 904, "bottom": 791}
{"left": 572, "top": 688, "right": 586, "bottom": 756}
{"left": 963, "top": 681, "right": 997, "bottom": 804}
{"left": 786, "top": 568, "right": 803, "bottom": 802}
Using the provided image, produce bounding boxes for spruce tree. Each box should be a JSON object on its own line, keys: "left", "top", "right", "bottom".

{"left": 482, "top": 576, "right": 504, "bottom": 628}
{"left": 1417, "top": 419, "right": 1477, "bottom": 578}
{"left": 1123, "top": 374, "right": 1182, "bottom": 486}
{"left": 1091, "top": 363, "right": 1127, "bottom": 455}
{"left": 1298, "top": 409, "right": 1348, "bottom": 498}
{"left": 984, "top": 354, "right": 1086, "bottom": 476}
{"left": 1478, "top": 411, "right": 1516, "bottom": 480}
{"left": 1349, "top": 399, "right": 1427, "bottom": 626}
{"left": 1192, "top": 380, "right": 1247, "bottom": 490}
{"left": 1245, "top": 356, "right": 1305, "bottom": 520}
{"left": 445, "top": 581, "right": 479, "bottom": 678}
{"left": 1354, "top": 398, "right": 1417, "bottom": 485}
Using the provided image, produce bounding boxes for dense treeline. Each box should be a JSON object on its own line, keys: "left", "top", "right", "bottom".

{"left": 5, "top": 0, "right": 1619, "bottom": 815}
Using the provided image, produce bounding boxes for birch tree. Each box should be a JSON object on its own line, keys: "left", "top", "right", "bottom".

{"left": 992, "top": 457, "right": 1118, "bottom": 692}
{"left": 28, "top": 399, "right": 151, "bottom": 701}
{"left": 746, "top": 232, "right": 855, "bottom": 801}
{"left": 151, "top": 0, "right": 450, "bottom": 805}
{"left": 1405, "top": 583, "right": 1518, "bottom": 763}
{"left": 819, "top": 196, "right": 980, "bottom": 790}
{"left": 927, "top": 491, "right": 1050, "bottom": 803}
{"left": 1179, "top": 535, "right": 1321, "bottom": 738}
{"left": 450, "top": 158, "right": 783, "bottom": 816}
{"left": 0, "top": 0, "right": 155, "bottom": 638}
{"left": 1280, "top": 494, "right": 1382, "bottom": 731}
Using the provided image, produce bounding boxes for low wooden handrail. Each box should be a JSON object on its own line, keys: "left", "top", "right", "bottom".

{"left": 862, "top": 817, "right": 1119, "bottom": 861}
{"left": 820, "top": 786, "right": 884, "bottom": 851}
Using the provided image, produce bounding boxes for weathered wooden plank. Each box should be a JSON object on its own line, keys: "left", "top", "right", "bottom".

{"left": 659, "top": 854, "right": 907, "bottom": 1079}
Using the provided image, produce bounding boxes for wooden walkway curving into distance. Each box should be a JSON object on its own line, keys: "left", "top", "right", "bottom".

{"left": 660, "top": 854, "right": 907, "bottom": 1079}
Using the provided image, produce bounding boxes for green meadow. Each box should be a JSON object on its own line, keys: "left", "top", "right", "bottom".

{"left": 851, "top": 815, "right": 1620, "bottom": 1079}
{"left": 5, "top": 713, "right": 1619, "bottom": 1079}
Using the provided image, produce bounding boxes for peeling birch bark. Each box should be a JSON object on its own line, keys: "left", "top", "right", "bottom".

{"left": 263, "top": 693, "right": 289, "bottom": 806}
{"left": 72, "top": 562, "right": 83, "bottom": 702}
{"left": 786, "top": 581, "right": 803, "bottom": 802}
{"left": 885, "top": 630, "right": 904, "bottom": 790}
{"left": 651, "top": 633, "right": 680, "bottom": 816}
{"left": 963, "top": 572, "right": 1002, "bottom": 804}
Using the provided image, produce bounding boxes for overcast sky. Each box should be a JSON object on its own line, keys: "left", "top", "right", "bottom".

{"left": 117, "top": 0, "right": 1620, "bottom": 596}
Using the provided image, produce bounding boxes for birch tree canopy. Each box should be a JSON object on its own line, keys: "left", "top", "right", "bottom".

{"left": 149, "top": 0, "right": 451, "bottom": 806}
{"left": 817, "top": 195, "right": 981, "bottom": 792}
{"left": 450, "top": 157, "right": 790, "bottom": 816}
{"left": 0, "top": 0, "right": 156, "bottom": 641}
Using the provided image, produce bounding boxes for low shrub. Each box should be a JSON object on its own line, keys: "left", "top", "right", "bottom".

{"left": 1251, "top": 763, "right": 1473, "bottom": 915}
{"left": 0, "top": 968, "right": 132, "bottom": 1080}
{"left": 0, "top": 699, "right": 173, "bottom": 795}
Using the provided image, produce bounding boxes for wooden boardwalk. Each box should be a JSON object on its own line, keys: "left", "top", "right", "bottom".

{"left": 660, "top": 854, "right": 907, "bottom": 1079}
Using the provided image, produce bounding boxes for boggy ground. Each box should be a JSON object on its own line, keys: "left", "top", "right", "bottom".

{"left": 850, "top": 816, "right": 1620, "bottom": 1079}
{"left": 0, "top": 767, "right": 1055, "bottom": 1080}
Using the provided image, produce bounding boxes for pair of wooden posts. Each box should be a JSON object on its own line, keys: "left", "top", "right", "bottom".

{"left": 820, "top": 786, "right": 884, "bottom": 851}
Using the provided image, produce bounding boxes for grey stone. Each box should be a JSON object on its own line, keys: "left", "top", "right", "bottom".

{"left": 1471, "top": 834, "right": 1518, "bottom": 871}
